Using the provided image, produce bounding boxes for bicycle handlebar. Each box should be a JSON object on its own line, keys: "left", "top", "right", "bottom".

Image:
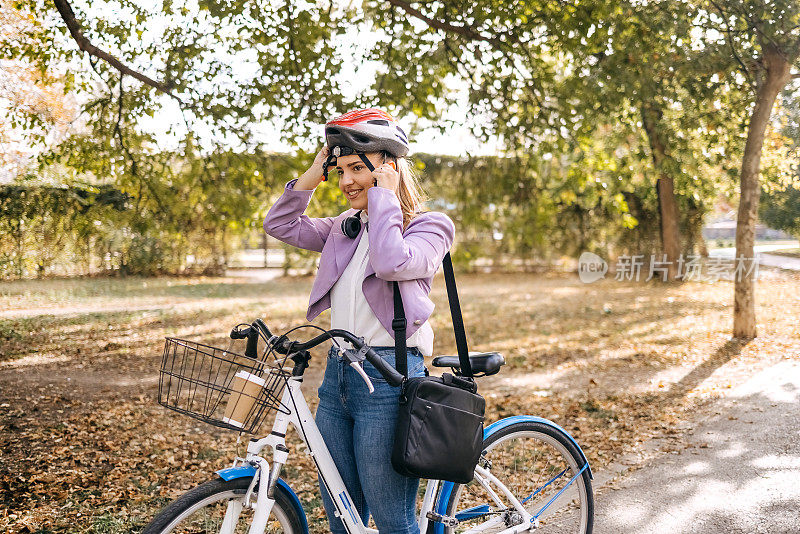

{"left": 247, "top": 321, "right": 406, "bottom": 387}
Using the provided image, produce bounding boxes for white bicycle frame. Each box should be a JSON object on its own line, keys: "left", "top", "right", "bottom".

{"left": 224, "top": 374, "right": 537, "bottom": 534}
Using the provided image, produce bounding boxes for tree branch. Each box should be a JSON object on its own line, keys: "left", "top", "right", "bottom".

{"left": 384, "top": 0, "right": 554, "bottom": 119}
{"left": 727, "top": 0, "right": 798, "bottom": 66}
{"left": 706, "top": 0, "right": 757, "bottom": 91}
{"left": 375, "top": 7, "right": 398, "bottom": 97}
{"left": 54, "top": 0, "right": 260, "bottom": 152}
{"left": 385, "top": 0, "right": 503, "bottom": 48}
{"left": 110, "top": 74, "right": 168, "bottom": 213}
{"left": 53, "top": 0, "right": 178, "bottom": 99}
{"left": 283, "top": 0, "right": 313, "bottom": 111}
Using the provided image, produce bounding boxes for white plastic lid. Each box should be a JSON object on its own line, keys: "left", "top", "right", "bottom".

{"left": 222, "top": 416, "right": 245, "bottom": 428}
{"left": 234, "top": 370, "right": 267, "bottom": 387}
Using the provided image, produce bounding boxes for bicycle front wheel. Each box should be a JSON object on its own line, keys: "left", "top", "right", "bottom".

{"left": 443, "top": 421, "right": 593, "bottom": 534}
{"left": 143, "top": 476, "right": 304, "bottom": 534}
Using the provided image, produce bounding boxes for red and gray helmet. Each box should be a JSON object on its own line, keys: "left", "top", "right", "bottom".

{"left": 322, "top": 108, "right": 409, "bottom": 180}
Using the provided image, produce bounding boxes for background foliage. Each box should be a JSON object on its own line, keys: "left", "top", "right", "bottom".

{"left": 1, "top": 0, "right": 798, "bottom": 281}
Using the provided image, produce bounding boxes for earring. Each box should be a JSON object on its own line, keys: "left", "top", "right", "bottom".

{"left": 341, "top": 209, "right": 363, "bottom": 239}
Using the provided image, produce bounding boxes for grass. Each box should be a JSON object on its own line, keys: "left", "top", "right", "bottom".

{"left": 1, "top": 269, "right": 798, "bottom": 533}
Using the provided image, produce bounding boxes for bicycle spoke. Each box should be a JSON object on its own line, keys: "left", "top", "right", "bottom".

{"left": 157, "top": 490, "right": 289, "bottom": 534}
{"left": 521, "top": 467, "right": 569, "bottom": 505}
{"left": 445, "top": 425, "right": 592, "bottom": 534}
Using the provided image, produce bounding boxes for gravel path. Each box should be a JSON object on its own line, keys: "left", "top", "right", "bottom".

{"left": 594, "top": 358, "right": 800, "bottom": 533}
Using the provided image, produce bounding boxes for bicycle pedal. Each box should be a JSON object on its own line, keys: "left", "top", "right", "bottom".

{"left": 426, "top": 511, "right": 459, "bottom": 527}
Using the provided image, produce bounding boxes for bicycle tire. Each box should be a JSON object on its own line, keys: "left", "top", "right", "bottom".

{"left": 443, "top": 421, "right": 594, "bottom": 534}
{"left": 143, "top": 476, "right": 305, "bottom": 534}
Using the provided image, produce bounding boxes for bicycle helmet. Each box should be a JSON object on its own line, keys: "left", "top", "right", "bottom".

{"left": 322, "top": 107, "right": 409, "bottom": 180}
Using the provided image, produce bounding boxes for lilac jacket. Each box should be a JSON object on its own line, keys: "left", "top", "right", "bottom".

{"left": 263, "top": 178, "right": 455, "bottom": 340}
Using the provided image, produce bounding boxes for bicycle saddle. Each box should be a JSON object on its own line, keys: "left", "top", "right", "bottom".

{"left": 431, "top": 352, "right": 505, "bottom": 376}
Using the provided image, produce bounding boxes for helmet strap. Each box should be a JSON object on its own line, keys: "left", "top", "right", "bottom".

{"left": 321, "top": 147, "right": 395, "bottom": 181}
{"left": 322, "top": 146, "right": 373, "bottom": 180}
{"left": 357, "top": 153, "right": 376, "bottom": 172}
{"left": 321, "top": 152, "right": 336, "bottom": 181}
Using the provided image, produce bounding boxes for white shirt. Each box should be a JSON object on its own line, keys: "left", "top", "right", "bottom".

{"left": 330, "top": 210, "right": 434, "bottom": 356}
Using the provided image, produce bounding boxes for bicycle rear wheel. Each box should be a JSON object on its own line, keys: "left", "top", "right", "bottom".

{"left": 442, "top": 421, "right": 593, "bottom": 534}
{"left": 143, "top": 476, "right": 304, "bottom": 534}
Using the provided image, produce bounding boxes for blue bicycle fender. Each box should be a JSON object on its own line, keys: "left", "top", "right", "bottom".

{"left": 432, "top": 416, "right": 592, "bottom": 534}
{"left": 215, "top": 466, "right": 309, "bottom": 534}
{"left": 217, "top": 465, "right": 257, "bottom": 480}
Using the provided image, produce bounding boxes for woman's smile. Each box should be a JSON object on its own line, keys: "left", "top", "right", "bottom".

{"left": 346, "top": 188, "right": 363, "bottom": 199}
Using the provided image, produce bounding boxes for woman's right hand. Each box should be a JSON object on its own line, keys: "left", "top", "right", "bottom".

{"left": 294, "top": 146, "right": 330, "bottom": 190}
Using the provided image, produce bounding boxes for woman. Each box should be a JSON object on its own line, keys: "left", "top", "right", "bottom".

{"left": 263, "top": 107, "right": 455, "bottom": 534}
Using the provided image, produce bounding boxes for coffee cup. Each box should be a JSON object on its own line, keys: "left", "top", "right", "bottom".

{"left": 223, "top": 370, "right": 266, "bottom": 428}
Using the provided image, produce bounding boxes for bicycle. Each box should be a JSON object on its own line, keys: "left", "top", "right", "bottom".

{"left": 144, "top": 319, "right": 594, "bottom": 534}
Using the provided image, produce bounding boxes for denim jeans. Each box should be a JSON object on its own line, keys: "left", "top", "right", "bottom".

{"left": 316, "top": 344, "right": 427, "bottom": 534}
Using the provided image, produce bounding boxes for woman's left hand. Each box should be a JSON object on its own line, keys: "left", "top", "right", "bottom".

{"left": 372, "top": 162, "right": 399, "bottom": 193}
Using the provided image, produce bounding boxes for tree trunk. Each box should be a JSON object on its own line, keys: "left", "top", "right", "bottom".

{"left": 733, "top": 45, "right": 793, "bottom": 339}
{"left": 14, "top": 216, "right": 24, "bottom": 278}
{"left": 656, "top": 176, "right": 681, "bottom": 277}
{"left": 221, "top": 225, "right": 229, "bottom": 272}
{"left": 641, "top": 103, "right": 682, "bottom": 280}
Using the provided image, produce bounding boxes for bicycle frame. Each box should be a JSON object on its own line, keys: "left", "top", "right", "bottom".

{"left": 221, "top": 375, "right": 586, "bottom": 534}
{"left": 223, "top": 375, "right": 441, "bottom": 534}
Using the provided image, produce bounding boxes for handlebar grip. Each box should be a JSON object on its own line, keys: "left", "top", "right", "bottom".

{"left": 245, "top": 328, "right": 259, "bottom": 359}
{"left": 364, "top": 347, "right": 405, "bottom": 387}
{"left": 254, "top": 318, "right": 272, "bottom": 339}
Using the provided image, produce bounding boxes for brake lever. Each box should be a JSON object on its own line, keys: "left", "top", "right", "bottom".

{"left": 350, "top": 362, "right": 375, "bottom": 394}
{"left": 270, "top": 334, "right": 291, "bottom": 354}
{"left": 343, "top": 340, "right": 375, "bottom": 394}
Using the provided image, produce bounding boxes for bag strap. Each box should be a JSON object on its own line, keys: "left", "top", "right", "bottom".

{"left": 442, "top": 252, "right": 473, "bottom": 377}
{"left": 392, "top": 251, "right": 474, "bottom": 379}
{"left": 392, "top": 280, "right": 408, "bottom": 377}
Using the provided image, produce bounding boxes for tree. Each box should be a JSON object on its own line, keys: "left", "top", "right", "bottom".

{"left": 550, "top": 0, "right": 748, "bottom": 277}
{"left": 694, "top": 0, "right": 800, "bottom": 338}
{"left": 1, "top": 0, "right": 380, "bottom": 277}
{"left": 362, "top": 0, "right": 741, "bottom": 278}
{"left": 1, "top": 0, "right": 78, "bottom": 180}
{"left": 0, "top": 149, "right": 312, "bottom": 278}
{"left": 760, "top": 185, "right": 800, "bottom": 239}
{"left": 4, "top": 0, "right": 371, "bottom": 218}
{"left": 760, "top": 90, "right": 800, "bottom": 240}
{"left": 7, "top": 0, "right": 793, "bottom": 309}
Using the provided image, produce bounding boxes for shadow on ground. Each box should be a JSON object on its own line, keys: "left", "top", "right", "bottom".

{"left": 594, "top": 360, "right": 800, "bottom": 533}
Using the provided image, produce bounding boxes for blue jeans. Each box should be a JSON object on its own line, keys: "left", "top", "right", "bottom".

{"left": 316, "top": 344, "right": 427, "bottom": 534}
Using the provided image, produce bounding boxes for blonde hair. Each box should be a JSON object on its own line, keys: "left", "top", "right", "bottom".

{"left": 382, "top": 151, "right": 430, "bottom": 230}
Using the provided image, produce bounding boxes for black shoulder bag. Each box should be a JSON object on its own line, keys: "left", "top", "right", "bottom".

{"left": 390, "top": 252, "right": 485, "bottom": 484}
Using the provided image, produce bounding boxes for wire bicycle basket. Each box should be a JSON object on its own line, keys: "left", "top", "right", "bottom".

{"left": 158, "top": 337, "right": 291, "bottom": 434}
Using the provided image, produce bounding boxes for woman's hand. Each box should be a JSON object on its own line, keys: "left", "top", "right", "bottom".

{"left": 372, "top": 161, "right": 399, "bottom": 193}
{"left": 312, "top": 145, "right": 331, "bottom": 169}
{"left": 294, "top": 146, "right": 330, "bottom": 190}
